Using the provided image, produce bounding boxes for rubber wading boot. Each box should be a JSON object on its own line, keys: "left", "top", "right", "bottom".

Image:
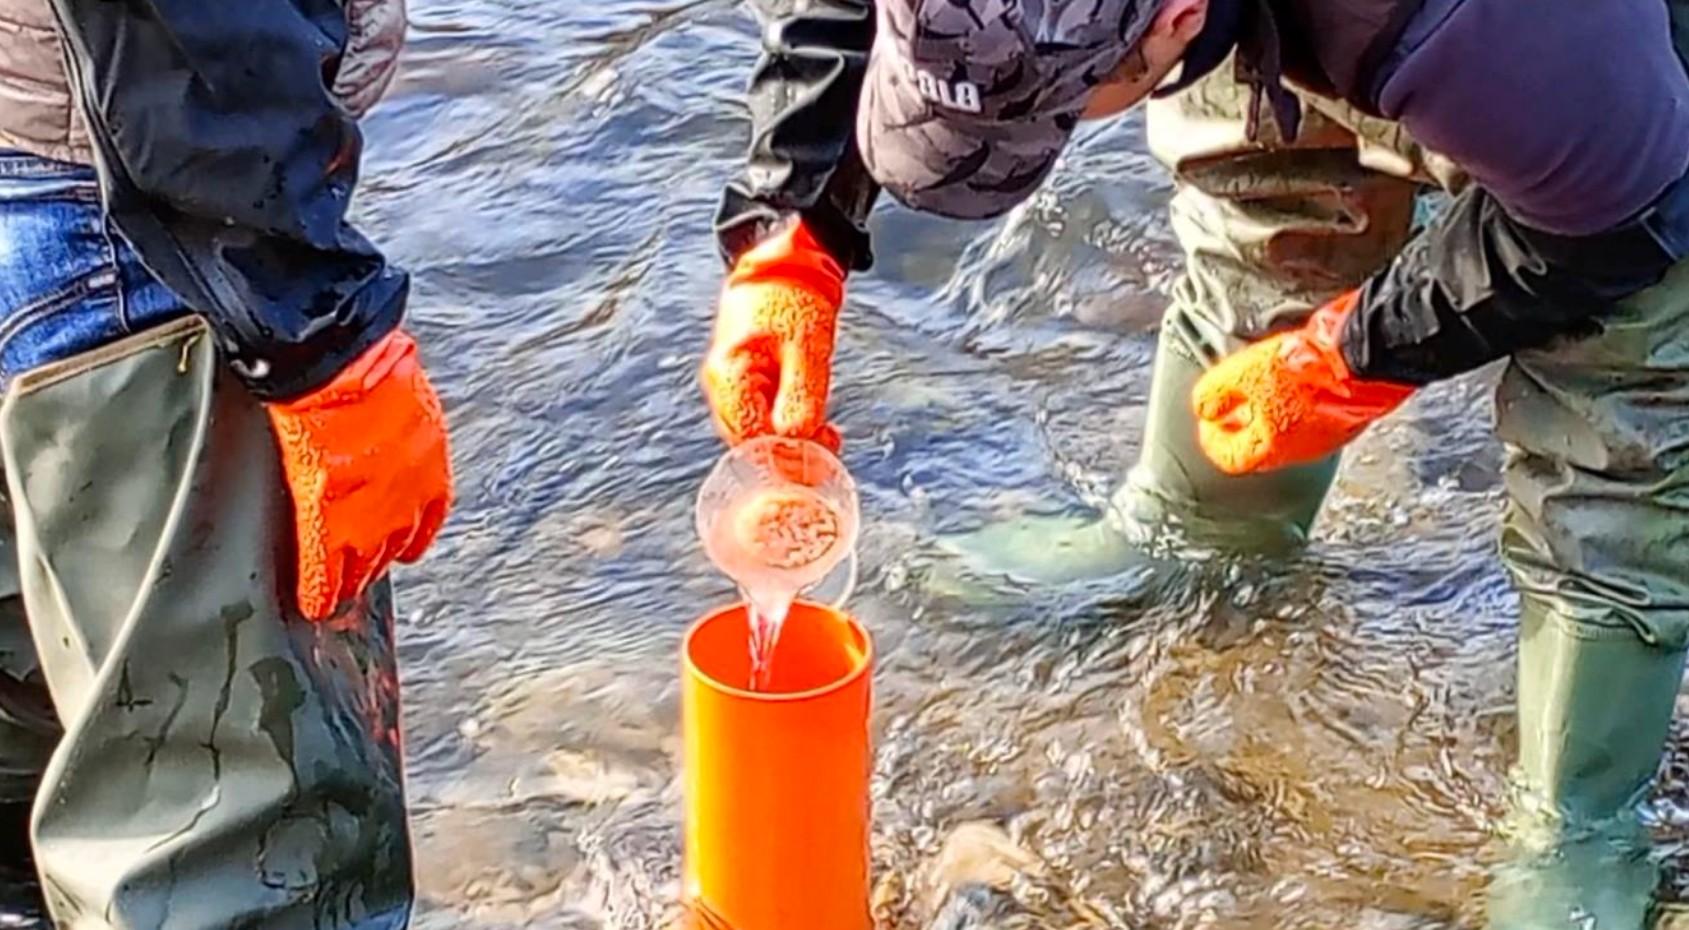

{"left": 1, "top": 317, "right": 415, "bottom": 930}
{"left": 939, "top": 319, "right": 1339, "bottom": 586}
{"left": 1112, "top": 320, "right": 1339, "bottom": 552}
{"left": 1487, "top": 600, "right": 1688, "bottom": 930}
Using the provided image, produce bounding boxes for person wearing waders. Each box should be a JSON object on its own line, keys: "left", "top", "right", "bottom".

{"left": 702, "top": 0, "right": 1689, "bottom": 925}
{"left": 0, "top": 2, "right": 451, "bottom": 927}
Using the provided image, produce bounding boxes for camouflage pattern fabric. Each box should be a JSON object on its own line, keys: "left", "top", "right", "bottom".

{"left": 858, "top": 0, "right": 1159, "bottom": 218}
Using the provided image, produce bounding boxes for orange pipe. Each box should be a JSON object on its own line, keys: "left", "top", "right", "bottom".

{"left": 682, "top": 601, "right": 874, "bottom": 930}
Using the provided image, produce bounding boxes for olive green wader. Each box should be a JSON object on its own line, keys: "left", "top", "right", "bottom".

{"left": 1123, "top": 37, "right": 1689, "bottom": 930}
{"left": 0, "top": 317, "right": 414, "bottom": 929}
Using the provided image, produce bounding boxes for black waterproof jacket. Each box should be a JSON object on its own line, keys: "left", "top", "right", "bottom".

{"left": 47, "top": 0, "right": 405, "bottom": 401}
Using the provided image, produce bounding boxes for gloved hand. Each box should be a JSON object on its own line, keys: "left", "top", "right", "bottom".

{"left": 1192, "top": 290, "right": 1415, "bottom": 474}
{"left": 702, "top": 219, "right": 844, "bottom": 450}
{"left": 266, "top": 329, "right": 453, "bottom": 621}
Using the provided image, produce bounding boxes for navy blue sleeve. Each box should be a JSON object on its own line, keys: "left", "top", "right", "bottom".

{"left": 1377, "top": 0, "right": 1689, "bottom": 236}
{"left": 1337, "top": 0, "right": 1689, "bottom": 386}
{"left": 47, "top": 0, "right": 406, "bottom": 401}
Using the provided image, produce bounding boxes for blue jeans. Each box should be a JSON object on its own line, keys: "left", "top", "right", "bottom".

{"left": 0, "top": 150, "right": 188, "bottom": 382}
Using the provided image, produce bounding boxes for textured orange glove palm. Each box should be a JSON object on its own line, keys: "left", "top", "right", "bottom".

{"left": 266, "top": 330, "right": 453, "bottom": 621}
{"left": 1192, "top": 291, "right": 1416, "bottom": 475}
{"left": 702, "top": 219, "right": 844, "bottom": 450}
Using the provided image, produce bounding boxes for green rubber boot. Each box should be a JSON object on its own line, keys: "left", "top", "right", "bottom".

{"left": 938, "top": 312, "right": 1339, "bottom": 585}
{"left": 1487, "top": 600, "right": 1687, "bottom": 930}
{"left": 1111, "top": 315, "right": 1340, "bottom": 554}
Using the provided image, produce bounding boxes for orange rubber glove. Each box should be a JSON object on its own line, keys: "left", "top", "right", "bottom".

{"left": 702, "top": 219, "right": 844, "bottom": 451}
{"left": 1192, "top": 290, "right": 1415, "bottom": 475}
{"left": 266, "top": 330, "right": 453, "bottom": 621}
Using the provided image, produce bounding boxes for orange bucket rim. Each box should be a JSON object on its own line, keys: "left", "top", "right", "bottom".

{"left": 683, "top": 600, "right": 873, "bottom": 704}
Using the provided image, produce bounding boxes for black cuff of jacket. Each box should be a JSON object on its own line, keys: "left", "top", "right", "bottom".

{"left": 218, "top": 263, "right": 409, "bottom": 402}
{"left": 96, "top": 181, "right": 412, "bottom": 402}
{"left": 49, "top": 0, "right": 414, "bottom": 401}
{"left": 714, "top": 191, "right": 874, "bottom": 274}
{"left": 1339, "top": 177, "right": 1688, "bottom": 387}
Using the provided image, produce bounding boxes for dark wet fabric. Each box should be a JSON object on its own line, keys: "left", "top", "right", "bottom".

{"left": 1267, "top": 0, "right": 1425, "bottom": 111}
{"left": 1342, "top": 175, "right": 1689, "bottom": 387}
{"left": 713, "top": 0, "right": 880, "bottom": 271}
{"left": 0, "top": 801, "right": 45, "bottom": 922}
{"left": 42, "top": 0, "right": 409, "bottom": 401}
{"left": 0, "top": 317, "right": 414, "bottom": 929}
{"left": 0, "top": 529, "right": 54, "bottom": 807}
{"left": 0, "top": 0, "right": 405, "bottom": 167}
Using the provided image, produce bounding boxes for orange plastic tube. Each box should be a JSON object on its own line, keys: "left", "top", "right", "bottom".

{"left": 682, "top": 601, "right": 874, "bottom": 930}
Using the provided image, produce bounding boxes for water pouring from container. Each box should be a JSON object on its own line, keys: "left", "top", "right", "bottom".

{"left": 696, "top": 436, "right": 859, "bottom": 690}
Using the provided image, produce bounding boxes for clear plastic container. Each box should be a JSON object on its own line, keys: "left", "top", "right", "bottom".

{"left": 695, "top": 436, "right": 859, "bottom": 624}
